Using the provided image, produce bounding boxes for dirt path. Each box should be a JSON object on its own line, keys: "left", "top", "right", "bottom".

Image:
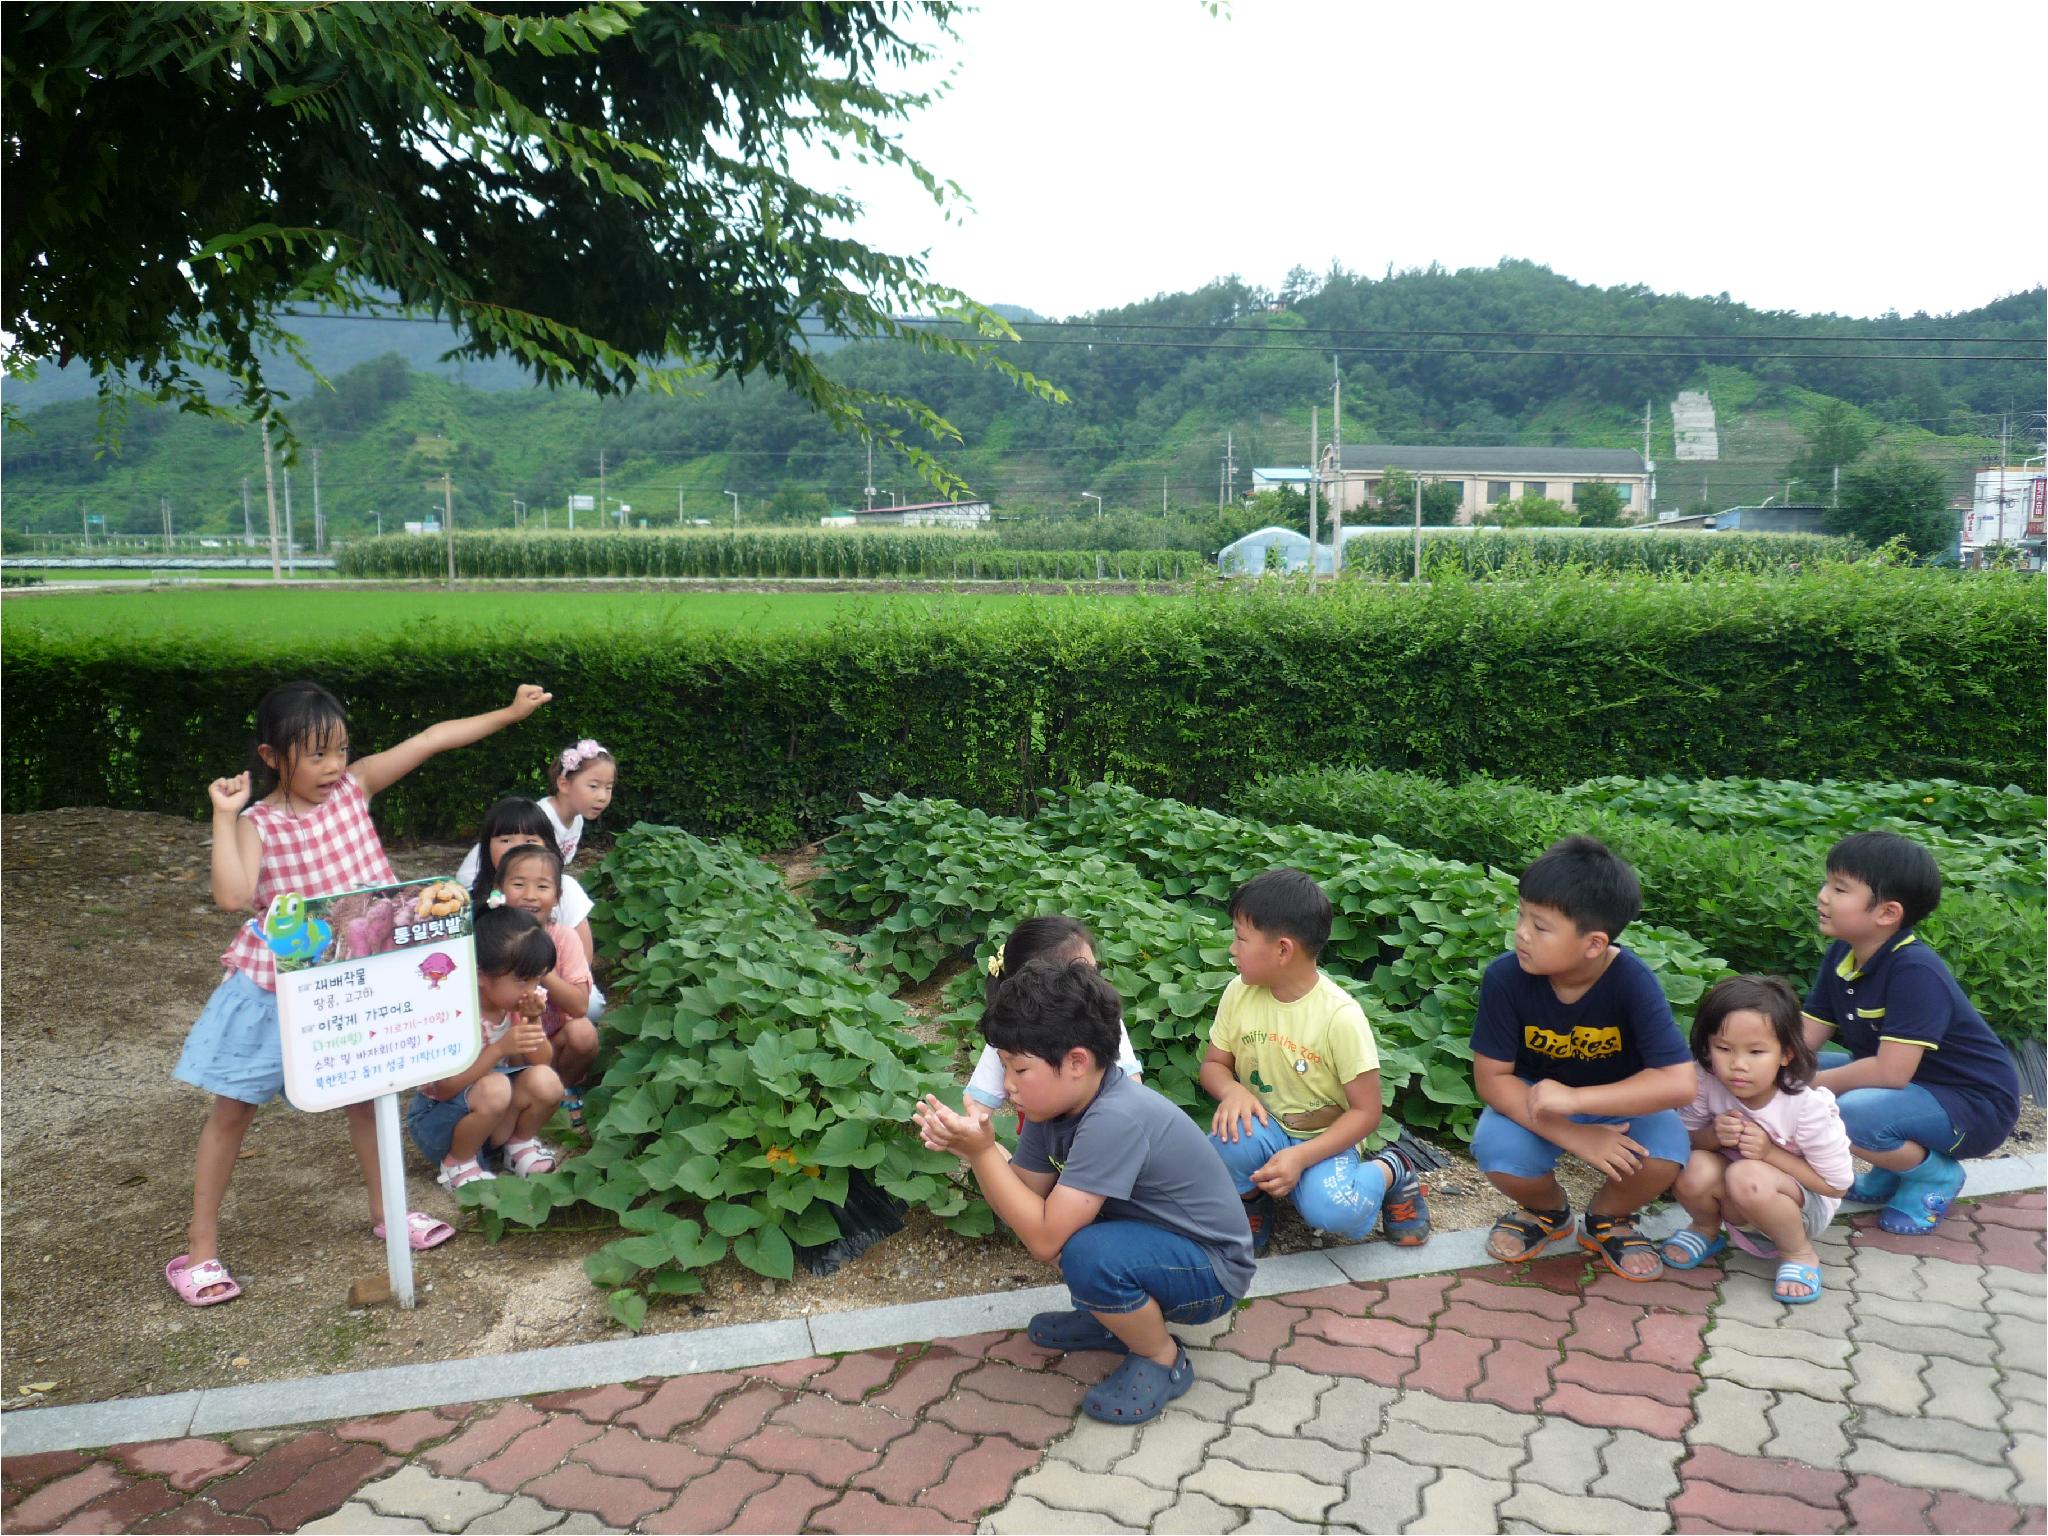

{"left": 3, "top": 810, "right": 2038, "bottom": 1411}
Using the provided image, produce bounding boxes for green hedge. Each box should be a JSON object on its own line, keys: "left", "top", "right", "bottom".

{"left": 1236, "top": 766, "right": 2046, "bottom": 1047}
{"left": 1335, "top": 527, "right": 1862, "bottom": 578}
{"left": 5, "top": 571, "right": 2040, "bottom": 843}
{"left": 334, "top": 529, "right": 1207, "bottom": 582}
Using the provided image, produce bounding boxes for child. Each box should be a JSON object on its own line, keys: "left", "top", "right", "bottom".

{"left": 1470, "top": 836, "right": 1697, "bottom": 1281}
{"left": 543, "top": 738, "right": 615, "bottom": 868}
{"left": 1662, "top": 976, "right": 1853, "bottom": 1304}
{"left": 914, "top": 959, "right": 1255, "bottom": 1425}
{"left": 964, "top": 916, "right": 1142, "bottom": 1119}
{"left": 168, "top": 679, "right": 551, "bottom": 1306}
{"left": 1201, "top": 869, "right": 1429, "bottom": 1255}
{"left": 407, "top": 906, "right": 565, "bottom": 1188}
{"left": 462, "top": 797, "right": 606, "bottom": 1027}
{"left": 1804, "top": 832, "right": 2020, "bottom": 1235}
{"left": 487, "top": 843, "right": 600, "bottom": 1105}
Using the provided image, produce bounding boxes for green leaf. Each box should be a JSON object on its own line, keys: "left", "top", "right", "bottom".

{"left": 734, "top": 1224, "right": 795, "bottom": 1280}
{"left": 704, "top": 1200, "right": 766, "bottom": 1236}
{"left": 609, "top": 1288, "right": 647, "bottom": 1332}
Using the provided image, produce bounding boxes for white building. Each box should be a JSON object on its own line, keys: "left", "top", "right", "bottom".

{"left": 837, "top": 500, "right": 993, "bottom": 529}
{"left": 1321, "top": 444, "right": 1650, "bottom": 524}
{"left": 1250, "top": 467, "right": 1314, "bottom": 496}
{"left": 1963, "top": 467, "right": 2046, "bottom": 560}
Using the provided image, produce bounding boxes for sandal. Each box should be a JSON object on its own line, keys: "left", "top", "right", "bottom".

{"left": 1082, "top": 1343, "right": 1193, "bottom": 1424}
{"left": 561, "top": 1091, "right": 586, "bottom": 1134}
{"left": 437, "top": 1157, "right": 495, "bottom": 1192}
{"left": 165, "top": 1253, "right": 242, "bottom": 1308}
{"left": 1774, "top": 1260, "right": 1824, "bottom": 1306}
{"left": 1660, "top": 1228, "right": 1728, "bottom": 1270}
{"left": 1486, "top": 1205, "right": 1571, "bottom": 1263}
{"left": 502, "top": 1137, "right": 557, "bottom": 1177}
{"left": 1028, "top": 1309, "right": 1129, "bottom": 1354}
{"left": 1579, "top": 1210, "right": 1666, "bottom": 1281}
{"left": 374, "top": 1211, "right": 456, "bottom": 1251}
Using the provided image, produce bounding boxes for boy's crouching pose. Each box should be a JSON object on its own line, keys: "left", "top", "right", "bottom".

{"left": 914, "top": 959, "right": 1255, "bottom": 1425}
{"left": 1472, "top": 837, "right": 1698, "bottom": 1281}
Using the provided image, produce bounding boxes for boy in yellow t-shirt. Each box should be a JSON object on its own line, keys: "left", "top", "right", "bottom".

{"left": 1202, "top": 868, "right": 1431, "bottom": 1256}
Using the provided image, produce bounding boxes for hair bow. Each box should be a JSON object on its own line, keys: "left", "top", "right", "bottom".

{"left": 985, "top": 942, "right": 1006, "bottom": 979}
{"left": 486, "top": 890, "right": 508, "bottom": 909}
{"left": 559, "top": 738, "right": 606, "bottom": 773}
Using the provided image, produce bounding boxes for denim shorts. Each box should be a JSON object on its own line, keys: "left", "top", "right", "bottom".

{"left": 1058, "top": 1220, "right": 1238, "bottom": 1323}
{"left": 1472, "top": 1102, "right": 1692, "bottom": 1178}
{"left": 1817, "top": 1048, "right": 1964, "bottom": 1155}
{"left": 407, "top": 1087, "right": 480, "bottom": 1166}
{"left": 173, "top": 969, "right": 286, "bottom": 1106}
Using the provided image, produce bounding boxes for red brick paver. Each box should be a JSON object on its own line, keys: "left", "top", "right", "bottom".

{"left": 522, "top": 1461, "right": 674, "bottom": 1529}
{"left": 47, "top": 1479, "right": 183, "bottom": 1534}
{"left": 529, "top": 1382, "right": 655, "bottom": 1424}
{"left": 104, "top": 1440, "right": 249, "bottom": 1493}
{"left": 915, "top": 1436, "right": 1043, "bottom": 1522}
{"left": 642, "top": 1460, "right": 779, "bottom": 1534}
{"left": 813, "top": 1488, "right": 973, "bottom": 1533}
{"left": 9, "top": 1466, "right": 131, "bottom": 1532}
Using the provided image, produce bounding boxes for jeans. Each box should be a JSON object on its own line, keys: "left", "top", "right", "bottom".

{"left": 1209, "top": 1118, "right": 1390, "bottom": 1241}
{"left": 1817, "top": 1048, "right": 1962, "bottom": 1155}
{"left": 1058, "top": 1221, "right": 1237, "bottom": 1323}
{"left": 1471, "top": 1103, "right": 1692, "bottom": 1178}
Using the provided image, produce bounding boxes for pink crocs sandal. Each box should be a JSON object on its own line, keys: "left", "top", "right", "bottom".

{"left": 165, "top": 1253, "right": 242, "bottom": 1307}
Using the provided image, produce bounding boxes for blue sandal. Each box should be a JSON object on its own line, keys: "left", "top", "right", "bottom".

{"left": 1661, "top": 1228, "right": 1728, "bottom": 1270}
{"left": 1774, "top": 1260, "right": 1824, "bottom": 1305}
{"left": 1082, "top": 1343, "right": 1192, "bottom": 1424}
{"left": 1027, "top": 1308, "right": 1128, "bottom": 1354}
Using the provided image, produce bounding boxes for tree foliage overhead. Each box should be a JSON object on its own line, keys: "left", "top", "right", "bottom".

{"left": 1827, "top": 448, "right": 1955, "bottom": 561}
{"left": 1, "top": 1, "right": 1056, "bottom": 476}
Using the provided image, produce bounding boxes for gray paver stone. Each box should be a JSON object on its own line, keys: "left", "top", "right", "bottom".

{"left": 1112, "top": 1414, "right": 1227, "bottom": 1490}
{"left": 1178, "top": 1315, "right": 1238, "bottom": 1349}
{"left": 299, "top": 1506, "right": 434, "bottom": 1535}
{"left": 1230, "top": 1365, "right": 1328, "bottom": 1437}
{"left": 1499, "top": 1483, "right": 1670, "bottom": 1534}
{"left": 543, "top": 1517, "right": 608, "bottom": 1535}
{"left": 1843, "top": 1441, "right": 2017, "bottom": 1501}
{"left": 1851, "top": 1310, "right": 1998, "bottom": 1366}
{"left": 1686, "top": 1378, "right": 1773, "bottom": 1457}
{"left": 1185, "top": 1347, "right": 1272, "bottom": 1394}
{"left": 1847, "top": 1247, "right": 1924, "bottom": 1299}
{"left": 1920, "top": 1356, "right": 2008, "bottom": 1431}
{"left": 1327, "top": 1454, "right": 1434, "bottom": 1531}
{"left": 1386, "top": 1392, "right": 1538, "bottom": 1447}
{"left": 1300, "top": 1376, "right": 1397, "bottom": 1451}
{"left": 1775, "top": 1285, "right": 1861, "bottom": 1338}
{"left": 1856, "top": 1406, "right": 2011, "bottom": 1463}
{"left": 2001, "top": 1388, "right": 2048, "bottom": 1442}
{"left": 1148, "top": 1492, "right": 1246, "bottom": 1534}
{"left": 1209, "top": 1425, "right": 1349, "bottom": 1482}
{"left": 1848, "top": 1341, "right": 1932, "bottom": 1416}
{"left": 2010, "top": 1432, "right": 2046, "bottom": 1507}
{"left": 1760, "top": 1390, "right": 1852, "bottom": 1467}
{"left": 1914, "top": 1254, "right": 1991, "bottom": 1307}
{"left": 1993, "top": 1313, "right": 2048, "bottom": 1370}
{"left": 355, "top": 1467, "right": 512, "bottom": 1533}
{"left": 1007, "top": 1465, "right": 1174, "bottom": 1526}
{"left": 1709, "top": 1280, "right": 1800, "bottom": 1329}
{"left": 1590, "top": 1427, "right": 1686, "bottom": 1505}
{"left": 1701, "top": 1346, "right": 1852, "bottom": 1399}
{"left": 1514, "top": 1418, "right": 1609, "bottom": 1498}
{"left": 1409, "top": 1467, "right": 1513, "bottom": 1534}
{"left": 1045, "top": 1417, "right": 1142, "bottom": 1475}
{"left": 1855, "top": 1290, "right": 1999, "bottom": 1347}
{"left": 1372, "top": 1421, "right": 1525, "bottom": 1480}
{"left": 1173, "top": 1377, "right": 1246, "bottom": 1423}
{"left": 2002, "top": 1369, "right": 2047, "bottom": 1409}
{"left": 1236, "top": 1509, "right": 1323, "bottom": 1533}
{"left": 980, "top": 1494, "right": 1140, "bottom": 1534}
{"left": 1984, "top": 1268, "right": 2047, "bottom": 1319}
{"left": 462, "top": 1495, "right": 571, "bottom": 1534}
{"left": 1706, "top": 1317, "right": 1852, "bottom": 1366}
{"left": 1183, "top": 1461, "right": 1342, "bottom": 1523}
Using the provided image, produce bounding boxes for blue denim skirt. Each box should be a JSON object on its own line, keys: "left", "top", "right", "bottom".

{"left": 173, "top": 969, "right": 286, "bottom": 1106}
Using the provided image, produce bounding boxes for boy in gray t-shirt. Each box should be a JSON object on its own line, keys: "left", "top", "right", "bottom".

{"left": 914, "top": 959, "right": 1255, "bottom": 1425}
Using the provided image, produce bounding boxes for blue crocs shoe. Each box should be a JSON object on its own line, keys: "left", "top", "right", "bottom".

{"left": 1878, "top": 1152, "right": 1966, "bottom": 1235}
{"left": 1378, "top": 1148, "right": 1432, "bottom": 1247}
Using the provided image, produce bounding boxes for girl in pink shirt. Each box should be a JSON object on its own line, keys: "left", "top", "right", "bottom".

{"left": 484, "top": 843, "right": 599, "bottom": 1119}
{"left": 1661, "top": 975, "right": 1854, "bottom": 1305}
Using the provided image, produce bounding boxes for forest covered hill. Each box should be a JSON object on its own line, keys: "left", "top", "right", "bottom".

{"left": 5, "top": 261, "right": 2040, "bottom": 540}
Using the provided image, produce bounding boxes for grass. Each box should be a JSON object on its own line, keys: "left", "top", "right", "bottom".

{"left": 1, "top": 586, "right": 1139, "bottom": 643}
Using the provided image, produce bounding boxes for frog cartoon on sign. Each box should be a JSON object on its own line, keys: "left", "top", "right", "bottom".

{"left": 417, "top": 952, "right": 459, "bottom": 989}
{"left": 260, "top": 893, "right": 331, "bottom": 962}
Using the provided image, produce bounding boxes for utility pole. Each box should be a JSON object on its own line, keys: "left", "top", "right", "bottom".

{"left": 261, "top": 416, "right": 282, "bottom": 580}
{"left": 1331, "top": 356, "right": 1344, "bottom": 575}
{"left": 1308, "top": 407, "right": 1320, "bottom": 588}
{"left": 283, "top": 465, "right": 296, "bottom": 578}
{"left": 1413, "top": 477, "right": 1423, "bottom": 582}
{"left": 596, "top": 449, "right": 605, "bottom": 531}
{"left": 310, "top": 449, "right": 323, "bottom": 553}
{"left": 1225, "top": 432, "right": 1236, "bottom": 505}
{"left": 677, "top": 483, "right": 685, "bottom": 526}
{"left": 81, "top": 500, "right": 89, "bottom": 547}
{"left": 160, "top": 494, "right": 171, "bottom": 553}
{"left": 864, "top": 440, "right": 876, "bottom": 511}
{"left": 374, "top": 508, "right": 382, "bottom": 537}
{"left": 1163, "top": 473, "right": 1169, "bottom": 515}
{"left": 241, "top": 477, "right": 253, "bottom": 544}
{"left": 1643, "top": 399, "right": 1656, "bottom": 519}
{"left": 443, "top": 471, "right": 456, "bottom": 585}
{"left": 725, "top": 490, "right": 740, "bottom": 526}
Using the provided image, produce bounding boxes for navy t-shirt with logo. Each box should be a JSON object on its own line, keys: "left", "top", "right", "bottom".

{"left": 1470, "top": 947, "right": 1692, "bottom": 1087}
{"left": 1804, "top": 931, "right": 2019, "bottom": 1159}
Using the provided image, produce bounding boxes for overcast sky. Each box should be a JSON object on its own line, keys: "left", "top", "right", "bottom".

{"left": 805, "top": 0, "right": 2047, "bottom": 323}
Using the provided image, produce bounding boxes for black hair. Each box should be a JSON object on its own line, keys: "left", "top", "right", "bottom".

{"left": 551, "top": 742, "right": 617, "bottom": 789}
{"left": 248, "top": 681, "right": 349, "bottom": 799}
{"left": 474, "top": 905, "right": 556, "bottom": 980}
{"left": 1228, "top": 868, "right": 1332, "bottom": 956}
{"left": 1827, "top": 831, "right": 1942, "bottom": 931}
{"left": 1691, "top": 974, "right": 1816, "bottom": 1092}
{"left": 495, "top": 841, "right": 564, "bottom": 896}
{"left": 470, "top": 797, "right": 558, "bottom": 903}
{"left": 982, "top": 958, "right": 1122, "bottom": 1071}
{"left": 984, "top": 914, "right": 1096, "bottom": 1011}
{"left": 1519, "top": 835, "right": 1642, "bottom": 940}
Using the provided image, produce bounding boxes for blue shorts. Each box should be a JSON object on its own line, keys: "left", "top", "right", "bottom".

{"left": 407, "top": 1087, "right": 481, "bottom": 1167}
{"left": 1058, "top": 1220, "right": 1239, "bottom": 1324}
{"left": 173, "top": 969, "right": 287, "bottom": 1106}
{"left": 1472, "top": 1102, "right": 1691, "bottom": 1179}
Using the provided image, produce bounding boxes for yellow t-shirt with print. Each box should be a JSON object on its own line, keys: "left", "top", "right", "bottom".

{"left": 1209, "top": 972, "right": 1380, "bottom": 1141}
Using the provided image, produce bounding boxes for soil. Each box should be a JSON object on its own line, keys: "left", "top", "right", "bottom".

{"left": 3, "top": 810, "right": 2040, "bottom": 1411}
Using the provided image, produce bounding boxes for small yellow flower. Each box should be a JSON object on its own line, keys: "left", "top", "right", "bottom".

{"left": 765, "top": 1145, "right": 800, "bottom": 1171}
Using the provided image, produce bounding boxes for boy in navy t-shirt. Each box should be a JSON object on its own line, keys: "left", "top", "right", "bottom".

{"left": 1470, "top": 837, "right": 1698, "bottom": 1281}
{"left": 1805, "top": 831, "right": 2020, "bottom": 1235}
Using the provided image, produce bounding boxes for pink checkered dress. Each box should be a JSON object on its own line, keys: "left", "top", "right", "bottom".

{"left": 220, "top": 773, "right": 397, "bottom": 992}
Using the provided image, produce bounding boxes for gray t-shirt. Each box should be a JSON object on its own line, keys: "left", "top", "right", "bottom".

{"left": 1014, "top": 1067, "right": 1256, "bottom": 1299}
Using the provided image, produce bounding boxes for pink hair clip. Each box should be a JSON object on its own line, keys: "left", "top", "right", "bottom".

{"left": 559, "top": 738, "right": 606, "bottom": 773}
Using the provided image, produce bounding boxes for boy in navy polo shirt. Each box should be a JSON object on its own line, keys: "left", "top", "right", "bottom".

{"left": 1470, "top": 837, "right": 1698, "bottom": 1281}
{"left": 1804, "top": 832, "right": 2019, "bottom": 1235}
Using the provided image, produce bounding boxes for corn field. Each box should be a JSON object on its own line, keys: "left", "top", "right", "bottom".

{"left": 1335, "top": 527, "right": 1861, "bottom": 578}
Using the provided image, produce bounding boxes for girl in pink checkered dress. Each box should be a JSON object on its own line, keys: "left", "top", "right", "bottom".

{"left": 166, "top": 680, "right": 552, "bottom": 1307}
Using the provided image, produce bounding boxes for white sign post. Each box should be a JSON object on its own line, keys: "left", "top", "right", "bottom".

{"left": 268, "top": 879, "right": 481, "bottom": 1308}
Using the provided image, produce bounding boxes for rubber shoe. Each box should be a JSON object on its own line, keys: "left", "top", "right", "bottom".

{"left": 1878, "top": 1152, "right": 1966, "bottom": 1235}
{"left": 1378, "top": 1149, "right": 1432, "bottom": 1247}
{"left": 1244, "top": 1192, "right": 1277, "bottom": 1258}
{"left": 1847, "top": 1166, "right": 1903, "bottom": 1204}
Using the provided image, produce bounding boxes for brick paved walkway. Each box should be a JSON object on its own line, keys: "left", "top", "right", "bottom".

{"left": 5, "top": 1192, "right": 2043, "bottom": 1534}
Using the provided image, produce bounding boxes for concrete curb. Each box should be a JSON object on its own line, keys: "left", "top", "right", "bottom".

{"left": 6, "top": 1151, "right": 2041, "bottom": 1458}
